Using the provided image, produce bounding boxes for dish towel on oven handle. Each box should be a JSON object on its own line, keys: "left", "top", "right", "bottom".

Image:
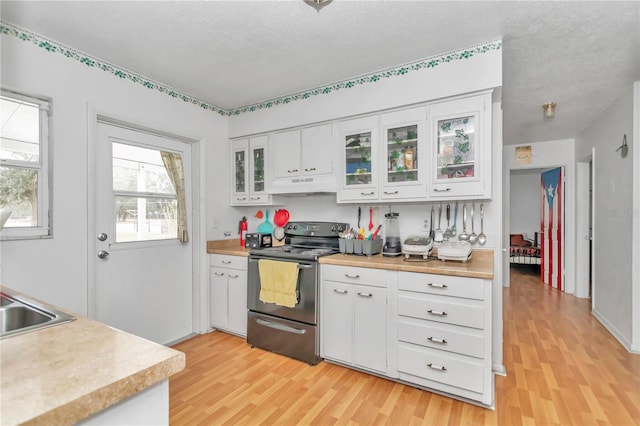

{"left": 258, "top": 259, "right": 299, "bottom": 308}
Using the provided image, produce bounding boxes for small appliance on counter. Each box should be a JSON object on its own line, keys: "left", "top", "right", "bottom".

{"left": 437, "top": 240, "right": 472, "bottom": 262}
{"left": 402, "top": 235, "right": 433, "bottom": 260}
{"left": 245, "top": 233, "right": 272, "bottom": 249}
{"left": 382, "top": 211, "right": 402, "bottom": 257}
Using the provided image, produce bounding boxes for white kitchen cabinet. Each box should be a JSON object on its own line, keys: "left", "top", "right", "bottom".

{"left": 321, "top": 265, "right": 388, "bottom": 374}
{"left": 337, "top": 116, "right": 380, "bottom": 202}
{"left": 231, "top": 136, "right": 275, "bottom": 206}
{"left": 428, "top": 92, "right": 492, "bottom": 199}
{"left": 209, "top": 254, "right": 248, "bottom": 337}
{"left": 396, "top": 271, "right": 493, "bottom": 405}
{"left": 380, "top": 107, "right": 428, "bottom": 200}
{"left": 270, "top": 124, "right": 337, "bottom": 193}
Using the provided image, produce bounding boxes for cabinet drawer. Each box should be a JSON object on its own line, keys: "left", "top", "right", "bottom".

{"left": 322, "top": 265, "right": 389, "bottom": 288}
{"left": 398, "top": 272, "right": 485, "bottom": 300}
{"left": 210, "top": 254, "right": 247, "bottom": 271}
{"left": 398, "top": 318, "right": 485, "bottom": 359}
{"left": 398, "top": 344, "right": 485, "bottom": 394}
{"left": 398, "top": 292, "right": 484, "bottom": 329}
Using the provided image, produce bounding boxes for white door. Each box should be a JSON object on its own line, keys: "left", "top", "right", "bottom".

{"left": 96, "top": 122, "right": 193, "bottom": 344}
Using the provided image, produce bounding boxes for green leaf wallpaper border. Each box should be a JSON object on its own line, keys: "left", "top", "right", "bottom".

{"left": 1, "top": 20, "right": 501, "bottom": 117}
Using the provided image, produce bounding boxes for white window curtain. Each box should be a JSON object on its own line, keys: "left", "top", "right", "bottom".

{"left": 160, "top": 151, "right": 188, "bottom": 242}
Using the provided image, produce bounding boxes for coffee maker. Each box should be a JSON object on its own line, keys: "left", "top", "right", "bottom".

{"left": 382, "top": 211, "right": 402, "bottom": 257}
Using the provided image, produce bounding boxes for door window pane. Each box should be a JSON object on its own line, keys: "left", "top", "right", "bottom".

{"left": 235, "top": 150, "right": 245, "bottom": 193}
{"left": 113, "top": 143, "right": 175, "bottom": 194}
{"left": 115, "top": 196, "right": 177, "bottom": 242}
{"left": 387, "top": 124, "right": 418, "bottom": 183}
{"left": 253, "top": 147, "right": 264, "bottom": 193}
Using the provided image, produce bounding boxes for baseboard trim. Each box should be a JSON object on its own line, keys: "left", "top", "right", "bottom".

{"left": 492, "top": 363, "right": 507, "bottom": 376}
{"left": 592, "top": 308, "right": 633, "bottom": 352}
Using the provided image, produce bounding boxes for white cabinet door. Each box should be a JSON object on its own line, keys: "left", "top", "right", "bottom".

{"left": 380, "top": 107, "right": 428, "bottom": 201}
{"left": 321, "top": 281, "right": 353, "bottom": 364}
{"left": 248, "top": 136, "right": 270, "bottom": 204}
{"left": 231, "top": 139, "right": 250, "bottom": 205}
{"left": 272, "top": 130, "right": 301, "bottom": 179}
{"left": 301, "top": 124, "right": 334, "bottom": 176}
{"left": 210, "top": 267, "right": 229, "bottom": 328}
{"left": 227, "top": 269, "right": 248, "bottom": 336}
{"left": 338, "top": 116, "right": 379, "bottom": 202}
{"left": 428, "top": 92, "right": 492, "bottom": 199}
{"left": 353, "top": 285, "right": 387, "bottom": 373}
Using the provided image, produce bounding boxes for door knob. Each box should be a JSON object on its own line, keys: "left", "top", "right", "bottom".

{"left": 97, "top": 233, "right": 108, "bottom": 241}
{"left": 98, "top": 250, "right": 110, "bottom": 259}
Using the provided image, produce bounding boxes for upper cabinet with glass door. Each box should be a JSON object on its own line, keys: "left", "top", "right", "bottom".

{"left": 380, "top": 107, "right": 427, "bottom": 200}
{"left": 231, "top": 136, "right": 273, "bottom": 206}
{"left": 428, "top": 92, "right": 492, "bottom": 199}
{"left": 338, "top": 116, "right": 379, "bottom": 202}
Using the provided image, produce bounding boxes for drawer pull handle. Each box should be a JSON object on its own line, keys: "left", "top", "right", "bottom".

{"left": 288, "top": 169, "right": 299, "bottom": 173}
{"left": 236, "top": 197, "right": 247, "bottom": 201}
{"left": 333, "top": 289, "right": 348, "bottom": 294}
{"left": 221, "top": 260, "right": 232, "bottom": 264}
{"left": 304, "top": 167, "right": 317, "bottom": 172}
{"left": 433, "top": 188, "right": 451, "bottom": 192}
{"left": 427, "top": 337, "right": 448, "bottom": 344}
{"left": 427, "top": 363, "right": 447, "bottom": 371}
{"left": 214, "top": 272, "right": 225, "bottom": 276}
{"left": 427, "top": 283, "right": 448, "bottom": 288}
{"left": 360, "top": 192, "right": 375, "bottom": 196}
{"left": 384, "top": 190, "right": 399, "bottom": 195}
{"left": 344, "top": 274, "right": 360, "bottom": 279}
{"left": 427, "top": 309, "right": 447, "bottom": 316}
{"left": 250, "top": 196, "right": 260, "bottom": 200}
{"left": 357, "top": 292, "right": 373, "bottom": 297}
{"left": 228, "top": 274, "right": 239, "bottom": 279}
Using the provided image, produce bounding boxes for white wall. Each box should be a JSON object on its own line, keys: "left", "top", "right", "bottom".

{"left": 0, "top": 35, "right": 228, "bottom": 319}
{"left": 575, "top": 85, "right": 634, "bottom": 350}
{"left": 509, "top": 170, "right": 542, "bottom": 238}
{"left": 503, "top": 139, "right": 576, "bottom": 294}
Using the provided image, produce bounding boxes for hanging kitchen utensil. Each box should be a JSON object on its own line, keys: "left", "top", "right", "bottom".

{"left": 257, "top": 210, "right": 274, "bottom": 234}
{"left": 478, "top": 203, "right": 487, "bottom": 245}
{"left": 451, "top": 201, "right": 458, "bottom": 236}
{"left": 357, "top": 206, "right": 361, "bottom": 229}
{"left": 459, "top": 204, "right": 469, "bottom": 241}
{"left": 368, "top": 207, "right": 374, "bottom": 231}
{"left": 434, "top": 204, "right": 444, "bottom": 243}
{"left": 273, "top": 209, "right": 290, "bottom": 227}
{"left": 255, "top": 210, "right": 264, "bottom": 219}
{"left": 468, "top": 203, "right": 478, "bottom": 244}
{"left": 443, "top": 204, "right": 453, "bottom": 239}
{"left": 429, "top": 204, "right": 434, "bottom": 240}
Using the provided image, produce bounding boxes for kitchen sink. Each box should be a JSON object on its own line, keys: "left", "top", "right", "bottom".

{"left": 0, "top": 291, "right": 76, "bottom": 338}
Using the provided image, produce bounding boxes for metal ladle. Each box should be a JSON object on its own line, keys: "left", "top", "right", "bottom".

{"left": 478, "top": 203, "right": 487, "bottom": 245}
{"left": 468, "top": 203, "right": 478, "bottom": 244}
{"left": 458, "top": 203, "right": 469, "bottom": 241}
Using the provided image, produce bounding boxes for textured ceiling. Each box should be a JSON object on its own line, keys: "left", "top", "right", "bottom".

{"left": 1, "top": 1, "right": 638, "bottom": 145}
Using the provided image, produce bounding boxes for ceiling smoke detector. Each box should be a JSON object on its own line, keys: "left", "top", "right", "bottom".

{"left": 304, "top": 0, "right": 333, "bottom": 12}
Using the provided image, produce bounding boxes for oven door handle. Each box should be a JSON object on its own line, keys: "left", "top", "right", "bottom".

{"left": 249, "top": 258, "right": 314, "bottom": 270}
{"left": 255, "top": 318, "right": 307, "bottom": 334}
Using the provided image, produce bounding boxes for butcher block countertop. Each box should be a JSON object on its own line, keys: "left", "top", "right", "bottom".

{"left": 320, "top": 249, "right": 494, "bottom": 279}
{"left": 0, "top": 287, "right": 185, "bottom": 426}
{"left": 207, "top": 239, "right": 250, "bottom": 256}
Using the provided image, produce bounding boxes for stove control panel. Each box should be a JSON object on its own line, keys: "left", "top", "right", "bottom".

{"left": 284, "top": 221, "right": 349, "bottom": 238}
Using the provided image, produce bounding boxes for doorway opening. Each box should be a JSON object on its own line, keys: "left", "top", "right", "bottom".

{"left": 576, "top": 152, "right": 595, "bottom": 303}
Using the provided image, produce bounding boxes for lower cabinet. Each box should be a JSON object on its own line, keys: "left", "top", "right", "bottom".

{"left": 321, "top": 265, "right": 388, "bottom": 374}
{"left": 320, "top": 264, "right": 493, "bottom": 407}
{"left": 210, "top": 254, "right": 248, "bottom": 337}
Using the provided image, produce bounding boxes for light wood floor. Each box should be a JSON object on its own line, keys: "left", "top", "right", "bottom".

{"left": 170, "top": 266, "right": 640, "bottom": 425}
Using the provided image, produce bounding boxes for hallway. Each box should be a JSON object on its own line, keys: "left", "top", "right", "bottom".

{"left": 169, "top": 266, "right": 640, "bottom": 425}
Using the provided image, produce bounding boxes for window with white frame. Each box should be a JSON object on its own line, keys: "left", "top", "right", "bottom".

{"left": 0, "top": 89, "right": 52, "bottom": 238}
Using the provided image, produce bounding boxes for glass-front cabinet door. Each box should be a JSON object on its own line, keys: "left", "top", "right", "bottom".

{"left": 338, "top": 116, "right": 379, "bottom": 202}
{"left": 380, "top": 107, "right": 427, "bottom": 200}
{"left": 248, "top": 135, "right": 269, "bottom": 204}
{"left": 429, "top": 92, "right": 492, "bottom": 199}
{"left": 231, "top": 139, "right": 249, "bottom": 205}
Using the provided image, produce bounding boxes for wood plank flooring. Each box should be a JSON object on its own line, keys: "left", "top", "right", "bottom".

{"left": 170, "top": 266, "right": 640, "bottom": 425}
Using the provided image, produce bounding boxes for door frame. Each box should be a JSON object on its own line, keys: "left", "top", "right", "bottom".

{"left": 504, "top": 160, "right": 574, "bottom": 294}
{"left": 576, "top": 150, "right": 595, "bottom": 301}
{"left": 86, "top": 104, "right": 206, "bottom": 339}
